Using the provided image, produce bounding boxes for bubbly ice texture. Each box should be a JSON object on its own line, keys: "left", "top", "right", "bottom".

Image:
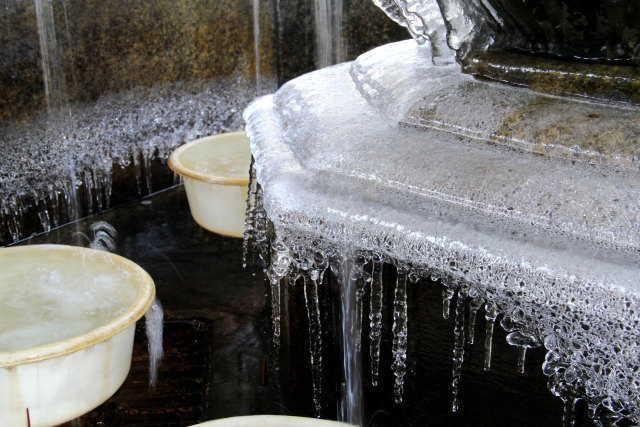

{"left": 244, "top": 40, "right": 640, "bottom": 422}
{"left": 0, "top": 246, "right": 139, "bottom": 353}
{"left": 0, "top": 77, "right": 264, "bottom": 243}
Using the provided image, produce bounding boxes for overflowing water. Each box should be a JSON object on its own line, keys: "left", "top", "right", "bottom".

{"left": 243, "top": 35, "right": 640, "bottom": 425}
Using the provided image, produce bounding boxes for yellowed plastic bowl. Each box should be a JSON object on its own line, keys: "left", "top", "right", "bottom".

{"left": 168, "top": 131, "right": 251, "bottom": 238}
{"left": 191, "top": 415, "right": 354, "bottom": 427}
{"left": 0, "top": 244, "right": 155, "bottom": 427}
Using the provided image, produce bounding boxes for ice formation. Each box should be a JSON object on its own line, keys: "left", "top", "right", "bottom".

{"left": 0, "top": 78, "right": 259, "bottom": 244}
{"left": 244, "top": 37, "right": 640, "bottom": 424}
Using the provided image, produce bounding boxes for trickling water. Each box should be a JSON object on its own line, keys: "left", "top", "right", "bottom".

{"left": 145, "top": 298, "right": 164, "bottom": 388}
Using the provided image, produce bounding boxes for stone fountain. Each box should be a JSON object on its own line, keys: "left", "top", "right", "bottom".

{"left": 243, "top": 0, "right": 640, "bottom": 424}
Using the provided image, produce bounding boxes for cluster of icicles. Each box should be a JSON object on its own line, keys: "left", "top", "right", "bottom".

{"left": 244, "top": 162, "right": 639, "bottom": 426}
{"left": 0, "top": 78, "right": 254, "bottom": 245}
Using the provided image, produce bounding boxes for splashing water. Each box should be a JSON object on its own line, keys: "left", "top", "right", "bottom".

{"left": 145, "top": 298, "right": 164, "bottom": 388}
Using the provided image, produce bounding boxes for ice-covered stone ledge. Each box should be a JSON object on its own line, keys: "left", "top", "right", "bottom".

{"left": 244, "top": 40, "right": 640, "bottom": 422}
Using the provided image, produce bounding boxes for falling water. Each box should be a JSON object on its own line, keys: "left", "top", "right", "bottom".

{"left": 338, "top": 257, "right": 363, "bottom": 426}
{"left": 253, "top": 0, "right": 262, "bottom": 93}
{"left": 34, "top": 0, "right": 68, "bottom": 118}
{"left": 304, "top": 276, "right": 323, "bottom": 417}
{"left": 145, "top": 298, "right": 164, "bottom": 387}
{"left": 34, "top": 0, "right": 80, "bottom": 223}
{"left": 314, "top": 0, "right": 344, "bottom": 68}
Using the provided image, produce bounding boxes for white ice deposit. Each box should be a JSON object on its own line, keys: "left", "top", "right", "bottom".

{"left": 244, "top": 39, "right": 640, "bottom": 422}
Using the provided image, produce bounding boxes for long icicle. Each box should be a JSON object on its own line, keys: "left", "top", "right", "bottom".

{"left": 391, "top": 264, "right": 409, "bottom": 403}
{"left": 304, "top": 276, "right": 323, "bottom": 417}
{"left": 451, "top": 286, "right": 467, "bottom": 412}
{"left": 369, "top": 261, "right": 384, "bottom": 386}
{"left": 483, "top": 301, "right": 499, "bottom": 371}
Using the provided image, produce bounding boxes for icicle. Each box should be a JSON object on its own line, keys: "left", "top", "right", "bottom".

{"left": 562, "top": 396, "right": 578, "bottom": 427}
{"left": 442, "top": 286, "right": 454, "bottom": 320}
{"left": 270, "top": 279, "right": 281, "bottom": 349}
{"left": 103, "top": 157, "right": 113, "bottom": 209}
{"left": 132, "top": 150, "right": 142, "bottom": 194}
{"left": 355, "top": 277, "right": 366, "bottom": 352}
{"left": 253, "top": 186, "right": 270, "bottom": 273}
{"left": 49, "top": 186, "right": 60, "bottom": 227}
{"left": 369, "top": 261, "right": 384, "bottom": 386}
{"left": 505, "top": 328, "right": 541, "bottom": 374}
{"left": 516, "top": 347, "right": 527, "bottom": 374}
{"left": 466, "top": 291, "right": 483, "bottom": 345}
{"left": 145, "top": 298, "right": 164, "bottom": 387}
{"left": 266, "top": 238, "right": 292, "bottom": 351}
{"left": 304, "top": 276, "right": 323, "bottom": 417}
{"left": 483, "top": 301, "right": 498, "bottom": 371}
{"left": 34, "top": 195, "right": 51, "bottom": 233}
{"left": 451, "top": 286, "right": 468, "bottom": 413}
{"left": 391, "top": 264, "right": 409, "bottom": 403}
{"left": 143, "top": 148, "right": 153, "bottom": 194}
{"left": 243, "top": 158, "right": 258, "bottom": 268}
{"left": 84, "top": 169, "right": 94, "bottom": 214}
{"left": 94, "top": 169, "right": 103, "bottom": 211}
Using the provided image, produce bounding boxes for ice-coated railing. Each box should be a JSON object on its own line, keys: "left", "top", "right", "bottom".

{"left": 244, "top": 40, "right": 640, "bottom": 423}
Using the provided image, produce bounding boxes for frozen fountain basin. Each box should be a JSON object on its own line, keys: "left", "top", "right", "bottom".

{"left": 0, "top": 244, "right": 155, "bottom": 427}
{"left": 169, "top": 131, "right": 251, "bottom": 238}
{"left": 244, "top": 40, "right": 640, "bottom": 420}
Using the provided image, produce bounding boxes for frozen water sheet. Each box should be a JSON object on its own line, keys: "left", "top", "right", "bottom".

{"left": 244, "top": 40, "right": 640, "bottom": 420}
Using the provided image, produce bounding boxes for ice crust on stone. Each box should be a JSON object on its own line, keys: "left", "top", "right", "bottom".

{"left": 244, "top": 40, "right": 640, "bottom": 422}
{"left": 0, "top": 77, "right": 261, "bottom": 243}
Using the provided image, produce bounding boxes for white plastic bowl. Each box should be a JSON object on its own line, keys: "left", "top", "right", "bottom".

{"left": 191, "top": 415, "right": 354, "bottom": 427}
{"left": 168, "top": 131, "right": 251, "bottom": 238}
{"left": 0, "top": 244, "right": 155, "bottom": 427}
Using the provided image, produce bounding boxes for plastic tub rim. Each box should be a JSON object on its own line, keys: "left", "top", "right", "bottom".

{"left": 168, "top": 131, "right": 251, "bottom": 187}
{"left": 0, "top": 244, "right": 156, "bottom": 368}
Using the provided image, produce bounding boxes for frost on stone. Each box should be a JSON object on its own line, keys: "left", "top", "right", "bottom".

{"left": 244, "top": 40, "right": 640, "bottom": 423}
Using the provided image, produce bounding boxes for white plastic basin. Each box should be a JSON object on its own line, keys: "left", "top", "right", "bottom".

{"left": 168, "top": 131, "right": 251, "bottom": 238}
{"left": 0, "top": 244, "right": 155, "bottom": 427}
{"left": 191, "top": 415, "right": 353, "bottom": 426}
